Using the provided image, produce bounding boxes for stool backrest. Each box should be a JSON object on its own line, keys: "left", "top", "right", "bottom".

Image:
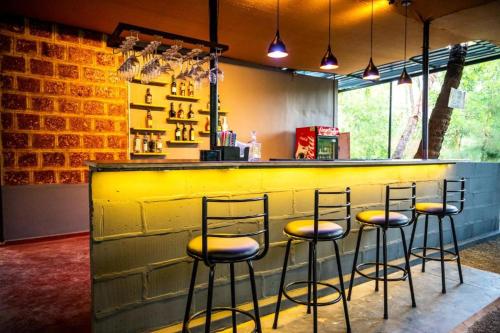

{"left": 384, "top": 183, "right": 416, "bottom": 228}
{"left": 313, "top": 187, "right": 351, "bottom": 242}
{"left": 202, "top": 195, "right": 269, "bottom": 265}
{"left": 443, "top": 178, "right": 465, "bottom": 214}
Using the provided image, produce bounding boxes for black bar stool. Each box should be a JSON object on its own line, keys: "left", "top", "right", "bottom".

{"left": 408, "top": 178, "right": 465, "bottom": 294}
{"left": 347, "top": 183, "right": 417, "bottom": 319}
{"left": 273, "top": 188, "right": 351, "bottom": 333}
{"left": 182, "top": 195, "right": 269, "bottom": 333}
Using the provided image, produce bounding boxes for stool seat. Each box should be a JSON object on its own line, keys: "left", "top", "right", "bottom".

{"left": 416, "top": 202, "right": 458, "bottom": 214}
{"left": 187, "top": 236, "right": 259, "bottom": 261}
{"left": 284, "top": 220, "right": 343, "bottom": 240}
{"left": 356, "top": 210, "right": 409, "bottom": 226}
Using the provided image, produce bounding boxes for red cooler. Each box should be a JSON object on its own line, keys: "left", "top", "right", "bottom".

{"left": 295, "top": 126, "right": 339, "bottom": 160}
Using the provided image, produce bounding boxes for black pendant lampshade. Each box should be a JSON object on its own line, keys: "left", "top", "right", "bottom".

{"left": 398, "top": 3, "right": 412, "bottom": 85}
{"left": 363, "top": 0, "right": 380, "bottom": 80}
{"left": 398, "top": 67, "right": 412, "bottom": 85}
{"left": 320, "top": 0, "right": 339, "bottom": 70}
{"left": 267, "top": 0, "right": 288, "bottom": 58}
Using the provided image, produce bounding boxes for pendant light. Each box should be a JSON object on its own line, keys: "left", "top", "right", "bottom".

{"left": 398, "top": 2, "right": 412, "bottom": 85}
{"left": 267, "top": 0, "right": 288, "bottom": 58}
{"left": 320, "top": 0, "right": 339, "bottom": 70}
{"left": 363, "top": 0, "right": 380, "bottom": 80}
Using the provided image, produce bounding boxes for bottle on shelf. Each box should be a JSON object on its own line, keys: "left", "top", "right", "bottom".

{"left": 133, "top": 133, "right": 142, "bottom": 153}
{"left": 221, "top": 116, "right": 229, "bottom": 131}
{"left": 189, "top": 124, "right": 195, "bottom": 141}
{"left": 170, "top": 75, "right": 177, "bottom": 95}
{"left": 169, "top": 102, "right": 176, "bottom": 118}
{"left": 204, "top": 116, "right": 210, "bottom": 132}
{"left": 145, "top": 88, "right": 152, "bottom": 104}
{"left": 187, "top": 104, "right": 194, "bottom": 119}
{"left": 175, "top": 123, "right": 181, "bottom": 141}
{"left": 143, "top": 133, "right": 149, "bottom": 153}
{"left": 177, "top": 103, "right": 184, "bottom": 118}
{"left": 148, "top": 134, "right": 156, "bottom": 152}
{"left": 146, "top": 109, "right": 153, "bottom": 128}
{"left": 182, "top": 124, "right": 187, "bottom": 141}
{"left": 188, "top": 81, "right": 194, "bottom": 96}
{"left": 180, "top": 81, "right": 186, "bottom": 96}
{"left": 218, "top": 94, "right": 221, "bottom": 111}
{"left": 217, "top": 117, "right": 223, "bottom": 132}
{"left": 156, "top": 134, "right": 163, "bottom": 152}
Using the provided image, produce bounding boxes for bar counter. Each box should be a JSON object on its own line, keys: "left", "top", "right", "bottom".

{"left": 88, "top": 160, "right": 499, "bottom": 333}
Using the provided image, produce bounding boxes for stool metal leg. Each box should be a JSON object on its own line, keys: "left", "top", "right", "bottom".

{"left": 272, "top": 239, "right": 292, "bottom": 329}
{"left": 422, "top": 215, "right": 429, "bottom": 272}
{"left": 247, "top": 260, "right": 262, "bottom": 333}
{"left": 347, "top": 225, "right": 364, "bottom": 301}
{"left": 449, "top": 216, "right": 464, "bottom": 283}
{"left": 182, "top": 259, "right": 199, "bottom": 333}
{"left": 375, "top": 228, "right": 380, "bottom": 292}
{"left": 307, "top": 242, "right": 313, "bottom": 314}
{"left": 205, "top": 265, "right": 216, "bottom": 333}
{"left": 333, "top": 240, "right": 351, "bottom": 333}
{"left": 312, "top": 242, "right": 318, "bottom": 333}
{"left": 382, "top": 228, "right": 388, "bottom": 319}
{"left": 230, "top": 263, "right": 237, "bottom": 333}
{"left": 400, "top": 228, "right": 416, "bottom": 307}
{"left": 408, "top": 214, "right": 419, "bottom": 260}
{"left": 438, "top": 217, "right": 446, "bottom": 294}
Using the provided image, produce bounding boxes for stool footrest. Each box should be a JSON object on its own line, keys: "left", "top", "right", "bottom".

{"left": 184, "top": 306, "right": 256, "bottom": 333}
{"left": 410, "top": 247, "right": 458, "bottom": 262}
{"left": 355, "top": 262, "right": 408, "bottom": 282}
{"left": 282, "top": 280, "right": 342, "bottom": 307}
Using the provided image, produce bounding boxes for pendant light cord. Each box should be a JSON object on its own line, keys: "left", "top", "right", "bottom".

{"left": 404, "top": 4, "right": 408, "bottom": 66}
{"left": 370, "top": 0, "right": 374, "bottom": 58}
{"left": 328, "top": 0, "right": 332, "bottom": 47}
{"left": 277, "top": 0, "right": 280, "bottom": 31}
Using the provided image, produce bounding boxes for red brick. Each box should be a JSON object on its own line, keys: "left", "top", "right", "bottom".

{"left": 15, "top": 39, "right": 37, "bottom": 54}
{"left": 83, "top": 135, "right": 104, "bottom": 148}
{"left": 29, "top": 19, "right": 52, "bottom": 38}
{"left": 57, "top": 25, "right": 79, "bottom": 43}
{"left": 0, "top": 16, "right": 25, "bottom": 34}
{"left": 44, "top": 81, "right": 66, "bottom": 95}
{"left": 119, "top": 121, "right": 127, "bottom": 132}
{"left": 58, "top": 99, "right": 80, "bottom": 114}
{"left": 30, "top": 59, "right": 53, "bottom": 76}
{"left": 83, "top": 170, "right": 89, "bottom": 183}
{"left": 31, "top": 97, "right": 55, "bottom": 111}
{"left": 17, "top": 114, "right": 40, "bottom": 130}
{"left": 44, "top": 116, "right": 66, "bottom": 131}
{"left": 57, "top": 64, "right": 79, "bottom": 79}
{"left": 1, "top": 55, "right": 25, "bottom": 72}
{"left": 69, "top": 117, "right": 91, "bottom": 131}
{"left": 83, "top": 67, "right": 105, "bottom": 82}
{"left": 108, "top": 104, "right": 126, "bottom": 116}
{"left": 95, "top": 152, "right": 114, "bottom": 160}
{"left": 69, "top": 152, "right": 89, "bottom": 167}
{"left": 68, "top": 47, "right": 94, "bottom": 65}
{"left": 107, "top": 135, "right": 127, "bottom": 149}
{"left": 34, "top": 170, "right": 56, "bottom": 184}
{"left": 70, "top": 84, "right": 93, "bottom": 97}
{"left": 0, "top": 34, "right": 12, "bottom": 52}
{"left": 81, "top": 30, "right": 103, "bottom": 47}
{"left": 58, "top": 134, "right": 80, "bottom": 148}
{"left": 117, "top": 152, "right": 127, "bottom": 160}
{"left": 94, "top": 119, "right": 115, "bottom": 132}
{"left": 1, "top": 113, "right": 13, "bottom": 129}
{"left": 3, "top": 151, "right": 15, "bottom": 167}
{"left": 18, "top": 153, "right": 37, "bottom": 167}
{"left": 4, "top": 171, "right": 30, "bottom": 185}
{"left": 42, "top": 152, "right": 65, "bottom": 167}
{"left": 2, "top": 133, "right": 28, "bottom": 148}
{"left": 59, "top": 170, "right": 82, "bottom": 184}
{"left": 17, "top": 77, "right": 41, "bottom": 93}
{"left": 95, "top": 86, "right": 117, "bottom": 99}
{"left": 32, "top": 134, "right": 55, "bottom": 149}
{"left": 83, "top": 101, "right": 104, "bottom": 115}
{"left": 41, "top": 42, "right": 65, "bottom": 60}
{"left": 2, "top": 94, "right": 27, "bottom": 110}
{"left": 96, "top": 52, "right": 115, "bottom": 67}
{"left": 1, "top": 75, "right": 14, "bottom": 89}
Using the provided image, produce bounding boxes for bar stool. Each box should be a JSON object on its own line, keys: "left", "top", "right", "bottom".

{"left": 408, "top": 178, "right": 465, "bottom": 294}
{"left": 347, "top": 183, "right": 417, "bottom": 319}
{"left": 273, "top": 188, "right": 351, "bottom": 333}
{"left": 182, "top": 195, "right": 269, "bottom": 333}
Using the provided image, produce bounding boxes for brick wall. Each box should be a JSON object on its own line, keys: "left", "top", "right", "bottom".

{"left": 0, "top": 16, "right": 128, "bottom": 185}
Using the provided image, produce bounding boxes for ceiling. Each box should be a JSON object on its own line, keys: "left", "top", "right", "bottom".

{"left": 2, "top": 0, "right": 499, "bottom": 75}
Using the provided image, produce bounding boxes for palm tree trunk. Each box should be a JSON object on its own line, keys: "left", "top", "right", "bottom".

{"left": 414, "top": 44, "right": 467, "bottom": 158}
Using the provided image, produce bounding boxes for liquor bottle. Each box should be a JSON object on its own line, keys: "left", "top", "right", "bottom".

{"left": 133, "top": 133, "right": 142, "bottom": 153}
{"left": 175, "top": 123, "right": 181, "bottom": 141}
{"left": 189, "top": 124, "right": 195, "bottom": 141}
{"left": 146, "top": 109, "right": 153, "bottom": 128}
{"left": 218, "top": 95, "right": 221, "bottom": 111}
{"left": 181, "top": 124, "right": 187, "bottom": 141}
{"left": 142, "top": 133, "right": 149, "bottom": 152}
{"left": 177, "top": 103, "right": 184, "bottom": 118}
{"left": 221, "top": 116, "right": 229, "bottom": 131}
{"left": 145, "top": 88, "right": 152, "bottom": 104}
{"left": 188, "top": 81, "right": 194, "bottom": 96}
{"left": 169, "top": 102, "right": 176, "bottom": 118}
{"left": 156, "top": 134, "right": 163, "bottom": 152}
{"left": 170, "top": 75, "right": 177, "bottom": 95}
{"left": 217, "top": 117, "right": 223, "bottom": 132}
{"left": 187, "top": 104, "right": 194, "bottom": 119}
{"left": 204, "top": 116, "right": 210, "bottom": 131}
{"left": 148, "top": 134, "right": 156, "bottom": 152}
{"left": 180, "top": 81, "right": 186, "bottom": 96}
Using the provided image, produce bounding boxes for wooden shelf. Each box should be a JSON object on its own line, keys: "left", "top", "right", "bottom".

{"left": 198, "top": 130, "right": 210, "bottom": 135}
{"left": 166, "top": 94, "right": 200, "bottom": 102}
{"left": 130, "top": 103, "right": 165, "bottom": 111}
{"left": 167, "top": 140, "right": 201, "bottom": 144}
{"left": 198, "top": 109, "right": 230, "bottom": 114}
{"left": 131, "top": 152, "right": 166, "bottom": 156}
{"left": 130, "top": 79, "right": 167, "bottom": 87}
{"left": 167, "top": 118, "right": 198, "bottom": 123}
{"left": 130, "top": 127, "right": 168, "bottom": 132}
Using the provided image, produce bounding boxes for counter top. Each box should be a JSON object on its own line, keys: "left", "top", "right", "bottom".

{"left": 86, "top": 159, "right": 457, "bottom": 171}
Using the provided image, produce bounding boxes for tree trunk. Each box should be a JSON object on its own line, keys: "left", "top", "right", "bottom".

{"left": 414, "top": 44, "right": 467, "bottom": 158}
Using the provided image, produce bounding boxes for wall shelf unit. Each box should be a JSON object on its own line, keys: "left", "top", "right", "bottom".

{"left": 130, "top": 103, "right": 165, "bottom": 111}
{"left": 166, "top": 94, "right": 200, "bottom": 102}
{"left": 130, "top": 127, "right": 168, "bottom": 132}
{"left": 167, "top": 140, "right": 200, "bottom": 144}
{"left": 167, "top": 118, "right": 198, "bottom": 123}
{"left": 198, "top": 130, "right": 210, "bottom": 135}
{"left": 130, "top": 79, "right": 167, "bottom": 87}
{"left": 198, "top": 109, "right": 229, "bottom": 114}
